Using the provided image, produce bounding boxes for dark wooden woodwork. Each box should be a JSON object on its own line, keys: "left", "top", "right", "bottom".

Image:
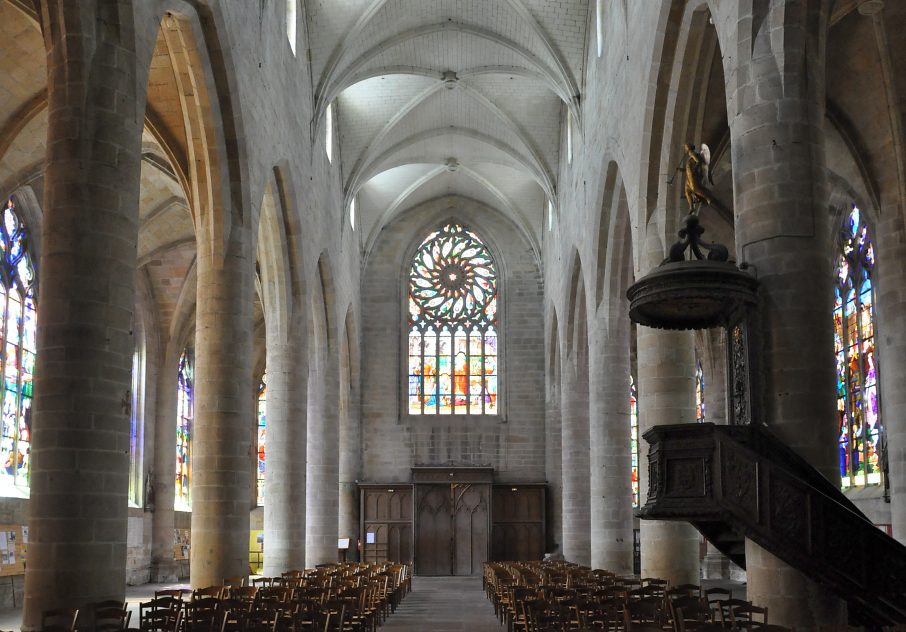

{"left": 452, "top": 483, "right": 489, "bottom": 575}
{"left": 415, "top": 484, "right": 454, "bottom": 575}
{"left": 411, "top": 468, "right": 492, "bottom": 576}
{"left": 361, "top": 470, "right": 545, "bottom": 575}
{"left": 360, "top": 485, "right": 413, "bottom": 565}
{"left": 638, "top": 422, "right": 906, "bottom": 628}
{"left": 491, "top": 485, "right": 545, "bottom": 561}
{"left": 414, "top": 482, "right": 489, "bottom": 576}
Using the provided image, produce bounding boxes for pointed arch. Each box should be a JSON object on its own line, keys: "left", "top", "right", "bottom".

{"left": 312, "top": 253, "right": 337, "bottom": 356}
{"left": 565, "top": 250, "right": 586, "bottom": 360}
{"left": 256, "top": 177, "right": 292, "bottom": 344}
{"left": 405, "top": 221, "right": 499, "bottom": 416}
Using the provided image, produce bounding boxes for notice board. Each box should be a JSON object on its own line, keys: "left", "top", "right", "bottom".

{"left": 0, "top": 525, "right": 26, "bottom": 576}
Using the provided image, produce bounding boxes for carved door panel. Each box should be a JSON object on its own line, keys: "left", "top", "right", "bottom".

{"left": 360, "top": 486, "right": 413, "bottom": 564}
{"left": 491, "top": 485, "right": 545, "bottom": 561}
{"left": 453, "top": 484, "right": 489, "bottom": 576}
{"left": 415, "top": 485, "right": 452, "bottom": 575}
{"left": 415, "top": 483, "right": 490, "bottom": 575}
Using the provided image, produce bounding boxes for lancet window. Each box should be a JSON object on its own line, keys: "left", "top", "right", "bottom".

{"left": 175, "top": 349, "right": 193, "bottom": 511}
{"left": 0, "top": 198, "right": 35, "bottom": 497}
{"left": 834, "top": 206, "right": 881, "bottom": 488}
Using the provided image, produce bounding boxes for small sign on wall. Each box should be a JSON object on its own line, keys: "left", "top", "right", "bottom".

{"left": 173, "top": 528, "right": 190, "bottom": 561}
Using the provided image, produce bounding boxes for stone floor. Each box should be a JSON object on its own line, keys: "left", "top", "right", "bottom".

{"left": 383, "top": 575, "right": 502, "bottom": 632}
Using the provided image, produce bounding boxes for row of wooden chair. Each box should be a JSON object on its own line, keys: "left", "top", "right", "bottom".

{"left": 39, "top": 563, "right": 410, "bottom": 632}
{"left": 484, "top": 561, "right": 787, "bottom": 632}
{"left": 41, "top": 600, "right": 130, "bottom": 632}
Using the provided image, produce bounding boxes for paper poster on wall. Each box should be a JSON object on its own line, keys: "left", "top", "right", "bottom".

{"left": 366, "top": 532, "right": 376, "bottom": 544}
{"left": 0, "top": 525, "right": 26, "bottom": 575}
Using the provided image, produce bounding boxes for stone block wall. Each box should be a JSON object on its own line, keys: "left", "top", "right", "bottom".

{"left": 360, "top": 197, "right": 545, "bottom": 484}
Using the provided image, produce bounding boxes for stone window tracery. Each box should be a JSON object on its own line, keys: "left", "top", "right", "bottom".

{"left": 407, "top": 222, "right": 498, "bottom": 415}
{"left": 834, "top": 206, "right": 881, "bottom": 489}
{"left": 175, "top": 348, "right": 193, "bottom": 511}
{"left": 0, "top": 198, "right": 35, "bottom": 498}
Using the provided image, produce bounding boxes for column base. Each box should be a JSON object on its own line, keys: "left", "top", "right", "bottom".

{"left": 151, "top": 560, "right": 188, "bottom": 584}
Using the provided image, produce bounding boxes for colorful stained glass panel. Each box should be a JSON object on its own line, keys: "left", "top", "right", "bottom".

{"left": 407, "top": 223, "right": 499, "bottom": 416}
{"left": 257, "top": 378, "right": 266, "bottom": 506}
{"left": 834, "top": 206, "right": 882, "bottom": 489}
{"left": 175, "top": 349, "right": 193, "bottom": 511}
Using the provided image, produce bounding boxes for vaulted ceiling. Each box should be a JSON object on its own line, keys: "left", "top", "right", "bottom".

{"left": 306, "top": 0, "right": 589, "bottom": 254}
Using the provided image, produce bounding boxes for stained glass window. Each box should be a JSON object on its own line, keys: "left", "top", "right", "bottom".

{"left": 407, "top": 222, "right": 498, "bottom": 415}
{"left": 256, "top": 376, "right": 266, "bottom": 506}
{"left": 175, "top": 349, "right": 193, "bottom": 511}
{"left": 630, "top": 375, "right": 639, "bottom": 508}
{"left": 834, "top": 206, "right": 881, "bottom": 489}
{"left": 695, "top": 361, "right": 705, "bottom": 422}
{"left": 0, "top": 198, "right": 35, "bottom": 498}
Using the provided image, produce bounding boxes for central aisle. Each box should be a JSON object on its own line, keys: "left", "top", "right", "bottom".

{"left": 382, "top": 576, "right": 501, "bottom": 632}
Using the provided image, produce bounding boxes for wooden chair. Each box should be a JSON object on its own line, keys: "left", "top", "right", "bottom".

{"left": 183, "top": 597, "right": 220, "bottom": 632}
{"left": 319, "top": 600, "right": 346, "bottom": 632}
{"left": 670, "top": 597, "right": 712, "bottom": 632}
{"left": 243, "top": 607, "right": 280, "bottom": 632}
{"left": 716, "top": 599, "right": 753, "bottom": 627}
{"left": 93, "top": 601, "right": 130, "bottom": 632}
{"left": 223, "top": 576, "right": 246, "bottom": 591}
{"left": 628, "top": 585, "right": 666, "bottom": 602}
{"left": 139, "top": 597, "right": 180, "bottom": 632}
{"left": 193, "top": 586, "right": 224, "bottom": 601}
{"left": 41, "top": 607, "right": 79, "bottom": 632}
{"left": 624, "top": 597, "right": 665, "bottom": 631}
{"left": 641, "top": 577, "right": 669, "bottom": 588}
{"left": 217, "top": 598, "right": 247, "bottom": 632}
{"left": 704, "top": 587, "right": 731, "bottom": 599}
{"left": 758, "top": 625, "right": 791, "bottom": 632}
{"left": 668, "top": 584, "right": 702, "bottom": 599}
{"left": 154, "top": 589, "right": 190, "bottom": 601}
{"left": 730, "top": 603, "right": 768, "bottom": 630}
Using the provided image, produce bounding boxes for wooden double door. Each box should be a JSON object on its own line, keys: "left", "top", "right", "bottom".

{"left": 415, "top": 482, "right": 489, "bottom": 576}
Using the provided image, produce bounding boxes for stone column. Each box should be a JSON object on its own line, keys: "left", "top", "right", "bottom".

{"left": 877, "top": 212, "right": 906, "bottom": 542}
{"left": 191, "top": 225, "right": 255, "bottom": 587}
{"left": 589, "top": 306, "right": 633, "bottom": 572}
{"left": 560, "top": 348, "right": 590, "bottom": 566}
{"left": 726, "top": 2, "right": 845, "bottom": 626}
{"left": 23, "top": 1, "right": 142, "bottom": 627}
{"left": 637, "top": 327, "right": 700, "bottom": 585}
{"left": 262, "top": 332, "right": 307, "bottom": 575}
{"left": 151, "top": 349, "right": 179, "bottom": 582}
{"left": 306, "top": 350, "right": 340, "bottom": 566}
{"left": 545, "top": 339, "right": 563, "bottom": 554}
{"left": 338, "top": 343, "right": 360, "bottom": 562}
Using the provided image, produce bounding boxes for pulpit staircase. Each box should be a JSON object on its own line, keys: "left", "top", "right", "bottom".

{"left": 638, "top": 422, "right": 906, "bottom": 628}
